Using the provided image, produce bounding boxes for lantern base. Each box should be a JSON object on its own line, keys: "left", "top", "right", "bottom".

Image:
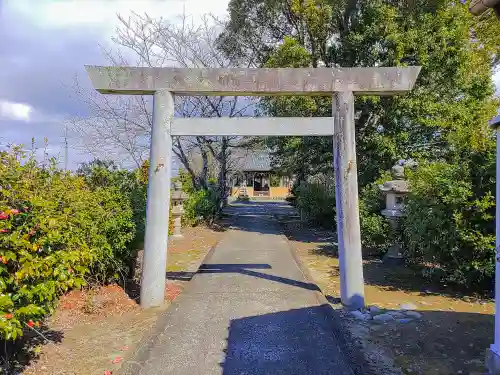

{"left": 383, "top": 244, "right": 405, "bottom": 266}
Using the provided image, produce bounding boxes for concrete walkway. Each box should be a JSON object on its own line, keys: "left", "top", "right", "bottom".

{"left": 122, "top": 202, "right": 356, "bottom": 375}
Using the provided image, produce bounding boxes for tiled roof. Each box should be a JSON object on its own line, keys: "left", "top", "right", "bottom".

{"left": 230, "top": 149, "right": 272, "bottom": 171}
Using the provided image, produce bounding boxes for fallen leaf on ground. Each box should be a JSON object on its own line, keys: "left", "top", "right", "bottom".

{"left": 111, "top": 356, "right": 122, "bottom": 364}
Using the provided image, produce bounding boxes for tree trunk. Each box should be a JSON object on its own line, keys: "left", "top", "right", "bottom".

{"left": 218, "top": 137, "right": 229, "bottom": 208}
{"left": 199, "top": 143, "right": 209, "bottom": 190}
{"left": 173, "top": 138, "right": 201, "bottom": 190}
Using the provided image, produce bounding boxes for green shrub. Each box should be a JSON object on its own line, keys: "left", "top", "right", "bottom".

{"left": 177, "top": 169, "right": 195, "bottom": 194}
{"left": 77, "top": 159, "right": 147, "bottom": 249}
{"left": 359, "top": 172, "right": 392, "bottom": 256}
{"left": 402, "top": 161, "right": 495, "bottom": 288}
{"left": 295, "top": 178, "right": 336, "bottom": 228}
{"left": 0, "top": 148, "right": 135, "bottom": 340}
{"left": 183, "top": 189, "right": 220, "bottom": 226}
{"left": 84, "top": 185, "right": 135, "bottom": 283}
{"left": 294, "top": 172, "right": 393, "bottom": 253}
{"left": 270, "top": 174, "right": 281, "bottom": 187}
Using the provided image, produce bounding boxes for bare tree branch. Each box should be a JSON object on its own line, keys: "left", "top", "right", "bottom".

{"left": 69, "top": 10, "right": 258, "bottom": 197}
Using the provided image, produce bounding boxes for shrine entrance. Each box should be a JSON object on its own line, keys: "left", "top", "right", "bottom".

{"left": 252, "top": 173, "right": 269, "bottom": 196}
{"left": 85, "top": 65, "right": 421, "bottom": 309}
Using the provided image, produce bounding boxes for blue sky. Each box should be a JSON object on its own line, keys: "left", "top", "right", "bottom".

{"left": 0, "top": 0, "right": 499, "bottom": 169}
{"left": 0, "top": 0, "right": 229, "bottom": 169}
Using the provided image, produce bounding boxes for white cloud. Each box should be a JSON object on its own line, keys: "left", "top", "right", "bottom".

{"left": 0, "top": 100, "right": 33, "bottom": 121}
{"left": 8, "top": 0, "right": 229, "bottom": 36}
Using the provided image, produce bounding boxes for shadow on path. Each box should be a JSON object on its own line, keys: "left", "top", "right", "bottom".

{"left": 220, "top": 305, "right": 355, "bottom": 375}
{"left": 119, "top": 201, "right": 365, "bottom": 375}
{"left": 166, "top": 264, "right": 320, "bottom": 292}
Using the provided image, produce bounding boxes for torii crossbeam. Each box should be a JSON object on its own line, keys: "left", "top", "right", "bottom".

{"left": 86, "top": 66, "right": 421, "bottom": 309}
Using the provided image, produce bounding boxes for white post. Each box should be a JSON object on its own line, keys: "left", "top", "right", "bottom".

{"left": 492, "top": 127, "right": 500, "bottom": 363}
{"left": 140, "top": 90, "right": 174, "bottom": 308}
{"left": 333, "top": 91, "right": 365, "bottom": 310}
{"left": 487, "top": 118, "right": 500, "bottom": 374}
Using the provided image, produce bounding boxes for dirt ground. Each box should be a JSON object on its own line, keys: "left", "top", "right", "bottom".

{"left": 282, "top": 219, "right": 494, "bottom": 375}
{"left": 13, "top": 225, "right": 222, "bottom": 375}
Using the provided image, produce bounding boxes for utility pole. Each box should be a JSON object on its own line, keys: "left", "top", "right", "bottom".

{"left": 64, "top": 124, "right": 68, "bottom": 171}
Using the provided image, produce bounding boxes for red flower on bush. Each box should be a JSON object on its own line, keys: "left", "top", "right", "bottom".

{"left": 10, "top": 209, "right": 19, "bottom": 215}
{"left": 4, "top": 313, "right": 13, "bottom": 319}
{"left": 27, "top": 320, "right": 35, "bottom": 328}
{"left": 0, "top": 213, "right": 8, "bottom": 220}
{"left": 0, "top": 229, "right": 8, "bottom": 233}
{"left": 68, "top": 268, "right": 73, "bottom": 274}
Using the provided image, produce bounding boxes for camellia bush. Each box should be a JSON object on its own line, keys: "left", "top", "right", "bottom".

{"left": 0, "top": 147, "right": 136, "bottom": 340}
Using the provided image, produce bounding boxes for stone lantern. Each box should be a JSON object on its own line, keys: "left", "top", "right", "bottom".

{"left": 171, "top": 180, "right": 188, "bottom": 238}
{"left": 379, "top": 164, "right": 410, "bottom": 264}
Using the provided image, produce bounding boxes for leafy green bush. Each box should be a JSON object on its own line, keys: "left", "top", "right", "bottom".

{"left": 77, "top": 160, "right": 147, "bottom": 249}
{"left": 177, "top": 169, "right": 195, "bottom": 194}
{"left": 183, "top": 188, "right": 220, "bottom": 226}
{"left": 270, "top": 174, "right": 281, "bottom": 187}
{"left": 0, "top": 148, "right": 135, "bottom": 340}
{"left": 359, "top": 173, "right": 392, "bottom": 256}
{"left": 294, "top": 172, "right": 392, "bottom": 253}
{"left": 402, "top": 161, "right": 495, "bottom": 288}
{"left": 294, "top": 178, "right": 336, "bottom": 228}
{"left": 76, "top": 161, "right": 139, "bottom": 282}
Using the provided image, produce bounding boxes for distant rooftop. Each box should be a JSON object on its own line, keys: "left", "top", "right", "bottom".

{"left": 230, "top": 149, "right": 271, "bottom": 172}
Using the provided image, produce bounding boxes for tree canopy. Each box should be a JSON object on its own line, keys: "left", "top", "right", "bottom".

{"left": 218, "top": 0, "right": 500, "bottom": 186}
{"left": 218, "top": 0, "right": 500, "bottom": 288}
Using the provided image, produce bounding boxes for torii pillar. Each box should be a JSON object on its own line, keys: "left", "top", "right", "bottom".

{"left": 85, "top": 66, "right": 420, "bottom": 309}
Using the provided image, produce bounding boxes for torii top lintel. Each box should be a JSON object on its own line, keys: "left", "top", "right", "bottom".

{"left": 85, "top": 66, "right": 421, "bottom": 96}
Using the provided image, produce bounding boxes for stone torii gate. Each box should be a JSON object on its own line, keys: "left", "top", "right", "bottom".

{"left": 85, "top": 66, "right": 421, "bottom": 309}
